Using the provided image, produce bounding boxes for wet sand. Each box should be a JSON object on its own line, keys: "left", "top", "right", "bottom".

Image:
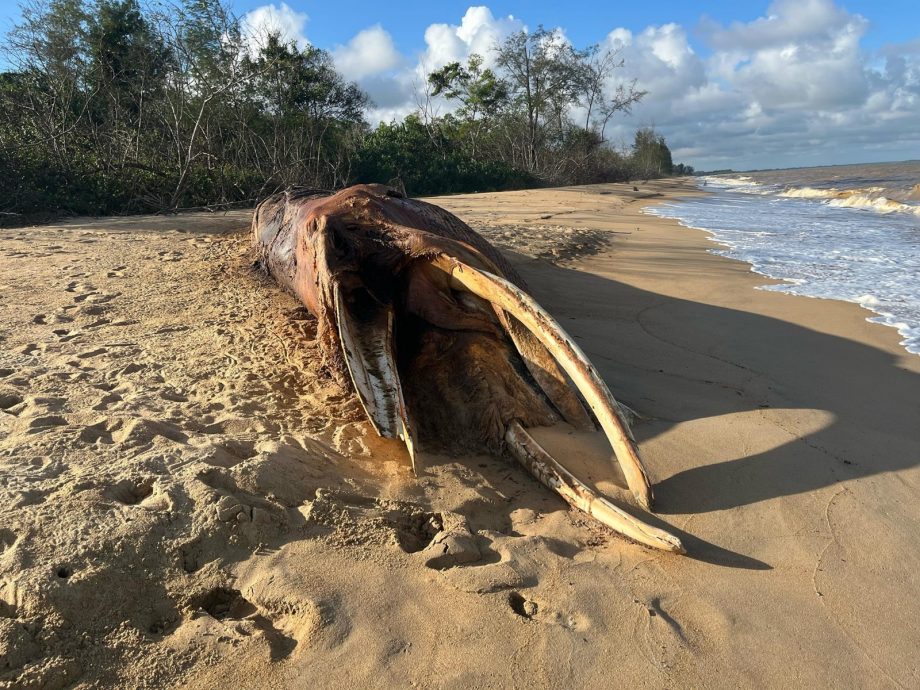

{"left": 1, "top": 179, "right": 918, "bottom": 688}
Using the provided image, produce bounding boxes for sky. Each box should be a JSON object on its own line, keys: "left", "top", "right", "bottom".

{"left": 2, "top": 0, "right": 919, "bottom": 170}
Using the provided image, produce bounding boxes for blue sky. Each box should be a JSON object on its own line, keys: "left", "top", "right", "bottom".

{"left": 225, "top": 0, "right": 920, "bottom": 56}
{"left": 2, "top": 0, "right": 919, "bottom": 169}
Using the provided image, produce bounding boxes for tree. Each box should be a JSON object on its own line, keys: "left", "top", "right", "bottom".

{"left": 0, "top": 0, "right": 372, "bottom": 214}
{"left": 495, "top": 27, "right": 585, "bottom": 173}
{"left": 354, "top": 114, "right": 533, "bottom": 196}
{"left": 631, "top": 128, "right": 673, "bottom": 178}
{"left": 575, "top": 45, "right": 646, "bottom": 138}
{"left": 428, "top": 54, "right": 507, "bottom": 157}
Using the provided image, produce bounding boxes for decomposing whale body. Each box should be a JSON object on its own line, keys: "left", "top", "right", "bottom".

{"left": 252, "top": 184, "right": 684, "bottom": 553}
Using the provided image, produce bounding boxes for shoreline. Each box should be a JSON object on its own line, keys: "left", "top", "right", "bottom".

{"left": 435, "top": 177, "right": 918, "bottom": 371}
{"left": 432, "top": 179, "right": 920, "bottom": 684}
{"left": 642, "top": 180, "right": 920, "bottom": 358}
{"left": 1, "top": 181, "right": 919, "bottom": 687}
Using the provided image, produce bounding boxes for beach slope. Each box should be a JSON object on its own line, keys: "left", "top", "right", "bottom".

{"left": 1, "top": 180, "right": 918, "bottom": 688}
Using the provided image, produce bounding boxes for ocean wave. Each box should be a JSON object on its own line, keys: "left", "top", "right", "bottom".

{"left": 779, "top": 186, "right": 840, "bottom": 199}
{"left": 708, "top": 175, "right": 920, "bottom": 216}
{"left": 703, "top": 175, "right": 766, "bottom": 190}
{"left": 826, "top": 194, "right": 920, "bottom": 216}
{"left": 767, "top": 184, "right": 920, "bottom": 216}
{"left": 645, "top": 189, "right": 920, "bottom": 356}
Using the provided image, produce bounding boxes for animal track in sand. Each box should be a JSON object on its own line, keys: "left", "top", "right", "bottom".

{"left": 76, "top": 347, "right": 108, "bottom": 359}
{"left": 0, "top": 529, "right": 16, "bottom": 554}
{"left": 302, "top": 489, "right": 446, "bottom": 554}
{"left": 633, "top": 596, "right": 687, "bottom": 670}
{"left": 105, "top": 479, "right": 154, "bottom": 506}
{"left": 0, "top": 391, "right": 23, "bottom": 411}
{"left": 190, "top": 587, "right": 303, "bottom": 661}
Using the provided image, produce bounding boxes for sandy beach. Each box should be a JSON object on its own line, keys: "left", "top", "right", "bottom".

{"left": 2, "top": 179, "right": 919, "bottom": 688}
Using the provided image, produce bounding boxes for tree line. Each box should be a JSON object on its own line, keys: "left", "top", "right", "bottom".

{"left": 0, "top": 0, "right": 692, "bottom": 218}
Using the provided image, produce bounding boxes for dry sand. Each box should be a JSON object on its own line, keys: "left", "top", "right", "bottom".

{"left": 1, "top": 180, "right": 919, "bottom": 688}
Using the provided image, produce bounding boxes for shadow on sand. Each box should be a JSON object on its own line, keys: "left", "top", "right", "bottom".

{"left": 495, "top": 249, "right": 919, "bottom": 570}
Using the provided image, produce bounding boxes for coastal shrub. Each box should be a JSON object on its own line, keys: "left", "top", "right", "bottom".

{"left": 0, "top": 0, "right": 690, "bottom": 219}
{"left": 353, "top": 116, "right": 537, "bottom": 196}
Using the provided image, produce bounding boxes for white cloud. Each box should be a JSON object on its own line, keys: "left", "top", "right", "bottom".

{"left": 241, "top": 2, "right": 920, "bottom": 167}
{"left": 421, "top": 6, "right": 524, "bottom": 70}
{"left": 333, "top": 25, "right": 402, "bottom": 81}
{"left": 700, "top": 0, "right": 860, "bottom": 52}
{"left": 599, "top": 0, "right": 920, "bottom": 168}
{"left": 359, "top": 6, "right": 523, "bottom": 125}
{"left": 241, "top": 2, "right": 309, "bottom": 51}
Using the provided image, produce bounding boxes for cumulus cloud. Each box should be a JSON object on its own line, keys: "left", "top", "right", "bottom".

{"left": 421, "top": 6, "right": 524, "bottom": 70}
{"left": 359, "top": 6, "right": 524, "bottom": 125}
{"left": 240, "top": 1, "right": 920, "bottom": 167}
{"left": 600, "top": 0, "right": 920, "bottom": 168}
{"left": 332, "top": 25, "right": 402, "bottom": 81}
{"left": 240, "top": 2, "right": 309, "bottom": 51}
{"left": 700, "top": 0, "right": 861, "bottom": 52}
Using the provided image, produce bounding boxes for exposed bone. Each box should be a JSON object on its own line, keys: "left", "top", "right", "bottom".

{"left": 505, "top": 422, "right": 684, "bottom": 553}
{"left": 333, "top": 283, "right": 418, "bottom": 472}
{"left": 502, "top": 315, "right": 594, "bottom": 430}
{"left": 434, "top": 257, "right": 654, "bottom": 510}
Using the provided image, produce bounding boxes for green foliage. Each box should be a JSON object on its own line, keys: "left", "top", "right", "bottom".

{"left": 630, "top": 127, "right": 673, "bottom": 178}
{"left": 0, "top": 0, "right": 370, "bottom": 215}
{"left": 354, "top": 115, "right": 535, "bottom": 196}
{"left": 428, "top": 54, "right": 508, "bottom": 121}
{"left": 0, "top": 1, "right": 692, "bottom": 218}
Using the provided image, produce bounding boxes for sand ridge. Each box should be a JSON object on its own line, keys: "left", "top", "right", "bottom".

{"left": 1, "top": 180, "right": 919, "bottom": 688}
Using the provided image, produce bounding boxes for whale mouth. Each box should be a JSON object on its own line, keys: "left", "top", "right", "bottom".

{"left": 255, "top": 184, "right": 685, "bottom": 554}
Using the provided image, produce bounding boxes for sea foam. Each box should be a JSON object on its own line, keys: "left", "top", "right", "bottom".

{"left": 645, "top": 178, "right": 920, "bottom": 355}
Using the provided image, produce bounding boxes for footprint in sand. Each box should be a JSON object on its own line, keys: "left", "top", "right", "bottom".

{"left": 52, "top": 328, "right": 80, "bottom": 342}
{"left": 64, "top": 280, "right": 93, "bottom": 293}
{"left": 25, "top": 415, "right": 68, "bottom": 432}
{"left": 91, "top": 392, "right": 122, "bottom": 411}
{"left": 0, "top": 529, "right": 17, "bottom": 554}
{"left": 76, "top": 347, "right": 108, "bottom": 359}
{"left": 0, "top": 391, "right": 24, "bottom": 412}
{"left": 634, "top": 597, "right": 688, "bottom": 670}
{"left": 184, "top": 587, "right": 302, "bottom": 661}
{"left": 74, "top": 291, "right": 118, "bottom": 304}
{"left": 104, "top": 478, "right": 155, "bottom": 506}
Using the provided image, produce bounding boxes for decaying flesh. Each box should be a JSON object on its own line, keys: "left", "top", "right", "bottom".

{"left": 252, "top": 184, "right": 684, "bottom": 553}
